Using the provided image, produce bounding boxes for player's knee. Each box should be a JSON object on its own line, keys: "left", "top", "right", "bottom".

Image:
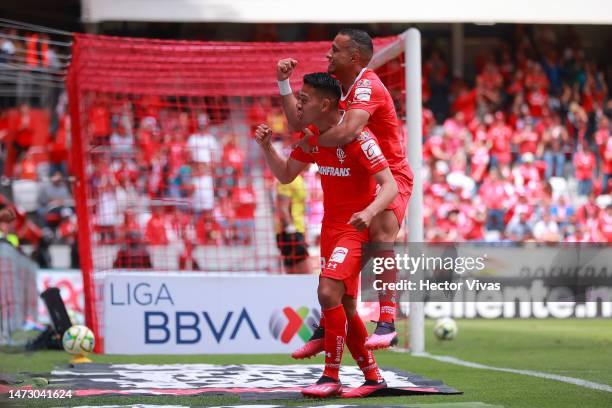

{"left": 318, "top": 281, "right": 342, "bottom": 309}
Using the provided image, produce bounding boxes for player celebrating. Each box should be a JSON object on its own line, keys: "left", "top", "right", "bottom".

{"left": 256, "top": 72, "right": 397, "bottom": 398}
{"left": 278, "top": 28, "right": 413, "bottom": 352}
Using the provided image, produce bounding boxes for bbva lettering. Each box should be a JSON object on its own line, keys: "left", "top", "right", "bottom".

{"left": 144, "top": 308, "right": 261, "bottom": 344}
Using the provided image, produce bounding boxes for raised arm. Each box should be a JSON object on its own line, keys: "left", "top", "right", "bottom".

{"left": 255, "top": 124, "right": 308, "bottom": 184}
{"left": 348, "top": 167, "right": 398, "bottom": 230}
{"left": 317, "top": 109, "right": 370, "bottom": 147}
{"left": 277, "top": 58, "right": 302, "bottom": 132}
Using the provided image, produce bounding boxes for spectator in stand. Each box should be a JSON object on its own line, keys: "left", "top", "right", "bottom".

{"left": 594, "top": 117, "right": 611, "bottom": 193}
{"left": 476, "top": 61, "right": 504, "bottom": 112}
{"left": 573, "top": 141, "right": 596, "bottom": 196}
{"left": 195, "top": 209, "right": 222, "bottom": 245}
{"left": 113, "top": 231, "right": 153, "bottom": 269}
{"left": 542, "top": 113, "right": 568, "bottom": 178}
{"left": 479, "top": 168, "right": 508, "bottom": 232}
{"left": 145, "top": 205, "right": 169, "bottom": 245}
{"left": 49, "top": 114, "right": 70, "bottom": 177}
{"left": 110, "top": 123, "right": 135, "bottom": 159}
{"left": 179, "top": 239, "right": 200, "bottom": 270}
{"left": 488, "top": 112, "right": 513, "bottom": 168}
{"left": 218, "top": 133, "right": 244, "bottom": 199}
{"left": 191, "top": 161, "right": 215, "bottom": 218}
{"left": 37, "top": 171, "right": 72, "bottom": 230}
{"left": 6, "top": 103, "right": 34, "bottom": 178}
{"left": 506, "top": 212, "right": 533, "bottom": 241}
{"left": 469, "top": 137, "right": 490, "bottom": 186}
{"left": 96, "top": 176, "right": 119, "bottom": 243}
{"left": 593, "top": 204, "right": 611, "bottom": 242}
{"left": 187, "top": 113, "right": 220, "bottom": 164}
{"left": 88, "top": 96, "right": 111, "bottom": 145}
{"left": 275, "top": 174, "right": 309, "bottom": 274}
{"left": 532, "top": 210, "right": 561, "bottom": 242}
{"left": 550, "top": 195, "right": 575, "bottom": 229}
{"left": 232, "top": 180, "right": 256, "bottom": 245}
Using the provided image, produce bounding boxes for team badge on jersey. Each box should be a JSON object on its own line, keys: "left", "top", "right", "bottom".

{"left": 336, "top": 147, "right": 346, "bottom": 164}
{"left": 310, "top": 145, "right": 319, "bottom": 154}
{"left": 330, "top": 246, "right": 348, "bottom": 263}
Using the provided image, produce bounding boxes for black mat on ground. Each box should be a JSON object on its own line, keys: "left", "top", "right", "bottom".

{"left": 48, "top": 363, "right": 461, "bottom": 398}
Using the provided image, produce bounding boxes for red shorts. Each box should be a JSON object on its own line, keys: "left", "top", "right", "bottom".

{"left": 320, "top": 223, "right": 369, "bottom": 298}
{"left": 387, "top": 168, "right": 413, "bottom": 226}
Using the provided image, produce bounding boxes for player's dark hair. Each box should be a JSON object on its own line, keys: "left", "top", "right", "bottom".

{"left": 338, "top": 28, "right": 373, "bottom": 64}
{"left": 303, "top": 72, "right": 341, "bottom": 104}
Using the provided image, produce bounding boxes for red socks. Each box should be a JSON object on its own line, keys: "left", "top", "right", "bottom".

{"left": 346, "top": 314, "right": 383, "bottom": 382}
{"left": 322, "top": 305, "right": 346, "bottom": 381}
{"left": 377, "top": 249, "right": 397, "bottom": 323}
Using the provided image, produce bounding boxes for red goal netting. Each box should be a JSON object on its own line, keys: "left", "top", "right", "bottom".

{"left": 66, "top": 33, "right": 405, "bottom": 352}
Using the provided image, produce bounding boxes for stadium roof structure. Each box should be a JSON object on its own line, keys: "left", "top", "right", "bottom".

{"left": 81, "top": 0, "right": 612, "bottom": 25}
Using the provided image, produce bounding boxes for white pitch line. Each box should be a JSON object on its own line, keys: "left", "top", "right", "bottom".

{"left": 400, "top": 350, "right": 612, "bottom": 393}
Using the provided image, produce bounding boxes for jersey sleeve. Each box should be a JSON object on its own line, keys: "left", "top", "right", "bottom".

{"left": 347, "top": 129, "right": 388, "bottom": 175}
{"left": 348, "top": 78, "right": 385, "bottom": 115}
{"left": 289, "top": 128, "right": 316, "bottom": 164}
{"left": 289, "top": 144, "right": 315, "bottom": 164}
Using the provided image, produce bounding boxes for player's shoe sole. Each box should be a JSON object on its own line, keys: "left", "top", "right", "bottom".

{"left": 291, "top": 338, "right": 324, "bottom": 359}
{"left": 291, "top": 325, "right": 325, "bottom": 359}
{"left": 341, "top": 380, "right": 387, "bottom": 398}
{"left": 364, "top": 321, "right": 399, "bottom": 350}
{"left": 301, "top": 380, "right": 342, "bottom": 398}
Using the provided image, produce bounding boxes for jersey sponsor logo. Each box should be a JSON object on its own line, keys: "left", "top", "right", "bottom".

{"left": 361, "top": 138, "right": 383, "bottom": 161}
{"left": 330, "top": 246, "right": 349, "bottom": 263}
{"left": 356, "top": 79, "right": 371, "bottom": 88}
{"left": 354, "top": 87, "right": 371, "bottom": 101}
{"left": 336, "top": 147, "right": 346, "bottom": 164}
{"left": 318, "top": 166, "right": 350, "bottom": 177}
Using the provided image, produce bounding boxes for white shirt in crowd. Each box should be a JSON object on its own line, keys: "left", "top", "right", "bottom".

{"left": 192, "top": 174, "right": 215, "bottom": 212}
{"left": 188, "top": 131, "right": 220, "bottom": 164}
{"left": 532, "top": 219, "right": 559, "bottom": 241}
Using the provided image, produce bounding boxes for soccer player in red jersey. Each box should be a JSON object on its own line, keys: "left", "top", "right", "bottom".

{"left": 256, "top": 73, "right": 398, "bottom": 398}
{"left": 278, "top": 29, "right": 413, "bottom": 351}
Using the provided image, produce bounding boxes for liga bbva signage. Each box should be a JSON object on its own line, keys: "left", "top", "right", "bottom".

{"left": 103, "top": 273, "right": 319, "bottom": 354}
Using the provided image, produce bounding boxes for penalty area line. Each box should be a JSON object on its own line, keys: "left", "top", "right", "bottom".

{"left": 393, "top": 348, "right": 612, "bottom": 393}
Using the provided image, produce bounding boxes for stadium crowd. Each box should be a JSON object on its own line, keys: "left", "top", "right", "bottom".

{"left": 0, "top": 25, "right": 610, "bottom": 270}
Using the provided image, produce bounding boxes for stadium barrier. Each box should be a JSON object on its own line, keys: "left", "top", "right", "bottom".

{"left": 0, "top": 241, "right": 38, "bottom": 345}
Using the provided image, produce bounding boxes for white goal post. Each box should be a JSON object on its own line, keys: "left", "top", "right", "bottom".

{"left": 368, "top": 28, "right": 425, "bottom": 354}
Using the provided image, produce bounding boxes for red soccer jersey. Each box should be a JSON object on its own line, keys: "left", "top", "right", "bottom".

{"left": 338, "top": 68, "right": 412, "bottom": 180}
{"left": 290, "top": 126, "right": 388, "bottom": 226}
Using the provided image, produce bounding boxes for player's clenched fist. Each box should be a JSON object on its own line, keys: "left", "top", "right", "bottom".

{"left": 347, "top": 208, "right": 375, "bottom": 231}
{"left": 255, "top": 124, "right": 272, "bottom": 148}
{"left": 277, "top": 58, "right": 298, "bottom": 81}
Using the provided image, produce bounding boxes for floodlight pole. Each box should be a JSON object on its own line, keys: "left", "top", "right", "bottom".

{"left": 405, "top": 28, "right": 425, "bottom": 355}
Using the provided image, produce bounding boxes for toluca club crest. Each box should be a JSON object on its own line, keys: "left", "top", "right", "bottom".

{"left": 336, "top": 147, "right": 346, "bottom": 163}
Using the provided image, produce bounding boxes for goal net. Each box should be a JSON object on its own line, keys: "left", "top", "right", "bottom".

{"left": 67, "top": 33, "right": 408, "bottom": 352}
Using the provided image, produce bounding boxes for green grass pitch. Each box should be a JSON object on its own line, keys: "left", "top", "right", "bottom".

{"left": 1, "top": 319, "right": 610, "bottom": 407}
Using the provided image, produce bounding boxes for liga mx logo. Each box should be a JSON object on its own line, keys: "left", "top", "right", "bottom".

{"left": 269, "top": 307, "right": 320, "bottom": 344}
